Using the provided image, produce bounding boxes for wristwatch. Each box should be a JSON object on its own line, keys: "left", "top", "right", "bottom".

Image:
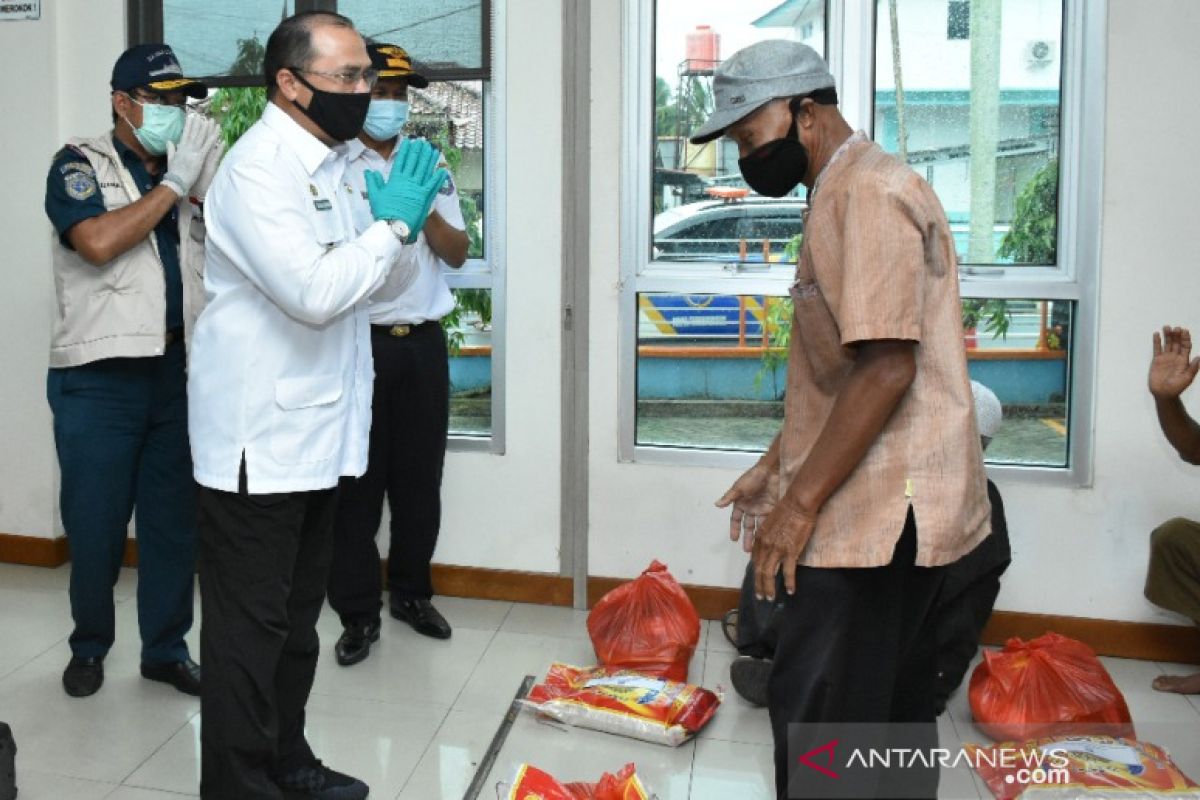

{"left": 387, "top": 219, "right": 411, "bottom": 242}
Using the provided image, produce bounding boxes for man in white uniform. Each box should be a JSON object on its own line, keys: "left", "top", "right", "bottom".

{"left": 188, "top": 12, "right": 445, "bottom": 799}
{"left": 327, "top": 43, "right": 469, "bottom": 666}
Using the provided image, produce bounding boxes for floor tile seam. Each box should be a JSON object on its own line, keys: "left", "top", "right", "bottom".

{"left": 0, "top": 631, "right": 72, "bottom": 684}
{"left": 388, "top": 703, "right": 456, "bottom": 800}
{"left": 116, "top": 708, "right": 201, "bottom": 788}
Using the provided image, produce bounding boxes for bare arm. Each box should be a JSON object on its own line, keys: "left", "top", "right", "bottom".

{"left": 752, "top": 339, "right": 916, "bottom": 599}
{"left": 1149, "top": 327, "right": 1200, "bottom": 464}
{"left": 67, "top": 185, "right": 178, "bottom": 266}
{"left": 422, "top": 209, "right": 469, "bottom": 268}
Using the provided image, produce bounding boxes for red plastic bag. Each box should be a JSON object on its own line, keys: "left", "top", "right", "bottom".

{"left": 587, "top": 560, "right": 701, "bottom": 682}
{"left": 505, "top": 762, "right": 651, "bottom": 800}
{"left": 968, "top": 633, "right": 1134, "bottom": 742}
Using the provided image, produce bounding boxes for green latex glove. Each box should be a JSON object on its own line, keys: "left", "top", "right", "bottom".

{"left": 365, "top": 137, "right": 449, "bottom": 242}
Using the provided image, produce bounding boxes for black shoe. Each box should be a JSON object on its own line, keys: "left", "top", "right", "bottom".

{"left": 141, "top": 657, "right": 201, "bottom": 696}
{"left": 277, "top": 760, "right": 369, "bottom": 800}
{"left": 730, "top": 655, "right": 772, "bottom": 707}
{"left": 389, "top": 597, "right": 452, "bottom": 640}
{"left": 335, "top": 619, "right": 381, "bottom": 667}
{"left": 62, "top": 656, "right": 104, "bottom": 697}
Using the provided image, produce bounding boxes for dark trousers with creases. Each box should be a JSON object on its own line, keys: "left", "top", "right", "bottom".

{"left": 769, "top": 511, "right": 945, "bottom": 800}
{"left": 327, "top": 322, "right": 449, "bottom": 627}
{"left": 197, "top": 464, "right": 337, "bottom": 799}
{"left": 46, "top": 340, "right": 195, "bottom": 665}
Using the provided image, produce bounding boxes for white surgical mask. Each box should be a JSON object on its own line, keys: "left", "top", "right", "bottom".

{"left": 362, "top": 99, "right": 409, "bottom": 142}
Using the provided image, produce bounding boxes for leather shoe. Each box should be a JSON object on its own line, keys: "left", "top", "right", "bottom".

{"left": 389, "top": 597, "right": 452, "bottom": 640}
{"left": 277, "top": 759, "right": 368, "bottom": 800}
{"left": 141, "top": 657, "right": 201, "bottom": 696}
{"left": 62, "top": 656, "right": 104, "bottom": 697}
{"left": 335, "top": 619, "right": 381, "bottom": 667}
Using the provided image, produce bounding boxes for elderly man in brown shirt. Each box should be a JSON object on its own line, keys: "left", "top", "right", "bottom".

{"left": 701, "top": 41, "right": 990, "bottom": 799}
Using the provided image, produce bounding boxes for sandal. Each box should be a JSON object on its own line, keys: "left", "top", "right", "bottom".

{"left": 722, "top": 608, "right": 739, "bottom": 649}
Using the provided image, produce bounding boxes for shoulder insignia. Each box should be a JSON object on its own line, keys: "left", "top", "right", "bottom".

{"left": 64, "top": 170, "right": 98, "bottom": 201}
{"left": 59, "top": 160, "right": 95, "bottom": 176}
{"left": 439, "top": 173, "right": 456, "bottom": 196}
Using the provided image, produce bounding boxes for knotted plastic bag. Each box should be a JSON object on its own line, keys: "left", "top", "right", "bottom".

{"left": 968, "top": 632, "right": 1134, "bottom": 742}
{"left": 587, "top": 560, "right": 701, "bottom": 682}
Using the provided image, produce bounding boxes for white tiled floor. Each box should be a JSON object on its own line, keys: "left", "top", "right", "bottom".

{"left": 2, "top": 562, "right": 1199, "bottom": 799}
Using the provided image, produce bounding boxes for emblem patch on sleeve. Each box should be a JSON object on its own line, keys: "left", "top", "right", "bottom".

{"left": 64, "top": 170, "right": 98, "bottom": 201}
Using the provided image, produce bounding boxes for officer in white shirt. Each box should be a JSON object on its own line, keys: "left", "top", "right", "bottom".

{"left": 188, "top": 12, "right": 445, "bottom": 800}
{"left": 327, "top": 43, "right": 468, "bottom": 667}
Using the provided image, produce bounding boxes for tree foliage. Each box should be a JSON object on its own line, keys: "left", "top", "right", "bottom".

{"left": 999, "top": 159, "right": 1058, "bottom": 264}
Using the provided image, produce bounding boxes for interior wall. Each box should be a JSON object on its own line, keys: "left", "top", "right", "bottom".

{"left": 0, "top": 0, "right": 565, "bottom": 576}
{"left": 585, "top": 0, "right": 1200, "bottom": 626}
{"left": 0, "top": 3, "right": 63, "bottom": 540}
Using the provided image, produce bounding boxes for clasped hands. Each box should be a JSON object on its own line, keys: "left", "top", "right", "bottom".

{"left": 365, "top": 138, "right": 448, "bottom": 243}
{"left": 715, "top": 462, "right": 816, "bottom": 602}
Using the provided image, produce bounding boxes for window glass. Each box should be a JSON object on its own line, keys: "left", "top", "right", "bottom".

{"left": 964, "top": 298, "right": 1071, "bottom": 467}
{"left": 163, "top": 0, "right": 295, "bottom": 78}
{"left": 161, "top": 0, "right": 489, "bottom": 82}
{"left": 636, "top": 292, "right": 787, "bottom": 452}
{"left": 875, "top": 0, "right": 1064, "bottom": 265}
{"left": 447, "top": 289, "right": 493, "bottom": 438}
{"left": 340, "top": 0, "right": 488, "bottom": 78}
{"left": 652, "top": 0, "right": 827, "bottom": 265}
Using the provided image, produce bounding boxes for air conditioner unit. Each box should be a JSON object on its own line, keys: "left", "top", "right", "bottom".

{"left": 1025, "top": 39, "right": 1056, "bottom": 67}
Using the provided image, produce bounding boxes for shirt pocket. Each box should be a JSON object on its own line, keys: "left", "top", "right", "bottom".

{"left": 790, "top": 250, "right": 853, "bottom": 393}
{"left": 270, "top": 374, "right": 344, "bottom": 465}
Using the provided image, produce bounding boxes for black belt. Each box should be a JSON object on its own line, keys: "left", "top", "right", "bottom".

{"left": 370, "top": 320, "right": 439, "bottom": 338}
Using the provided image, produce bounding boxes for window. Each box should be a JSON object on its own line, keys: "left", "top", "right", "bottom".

{"left": 130, "top": 0, "right": 505, "bottom": 447}
{"left": 625, "top": 0, "right": 1105, "bottom": 481}
{"left": 947, "top": 0, "right": 971, "bottom": 40}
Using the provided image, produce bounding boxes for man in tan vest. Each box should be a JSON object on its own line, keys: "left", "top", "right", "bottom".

{"left": 43, "top": 43, "right": 220, "bottom": 699}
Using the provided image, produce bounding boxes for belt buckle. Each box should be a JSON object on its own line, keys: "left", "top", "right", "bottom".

{"left": 389, "top": 324, "right": 412, "bottom": 337}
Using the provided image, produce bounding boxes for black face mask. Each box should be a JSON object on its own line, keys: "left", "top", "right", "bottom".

{"left": 291, "top": 71, "right": 370, "bottom": 142}
{"left": 738, "top": 116, "right": 809, "bottom": 198}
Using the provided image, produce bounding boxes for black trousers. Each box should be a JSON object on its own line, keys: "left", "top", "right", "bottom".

{"left": 769, "top": 512, "right": 945, "bottom": 800}
{"left": 327, "top": 322, "right": 449, "bottom": 626}
{"left": 197, "top": 465, "right": 338, "bottom": 800}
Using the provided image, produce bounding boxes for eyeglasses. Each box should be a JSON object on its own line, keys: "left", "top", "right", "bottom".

{"left": 289, "top": 66, "right": 379, "bottom": 89}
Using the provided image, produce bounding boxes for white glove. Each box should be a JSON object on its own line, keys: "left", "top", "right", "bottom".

{"left": 163, "top": 114, "right": 221, "bottom": 198}
{"left": 188, "top": 130, "right": 226, "bottom": 202}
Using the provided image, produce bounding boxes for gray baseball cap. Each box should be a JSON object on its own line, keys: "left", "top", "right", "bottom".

{"left": 689, "top": 40, "right": 836, "bottom": 145}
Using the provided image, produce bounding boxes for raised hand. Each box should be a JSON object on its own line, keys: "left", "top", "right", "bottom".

{"left": 1149, "top": 326, "right": 1200, "bottom": 400}
{"left": 365, "top": 138, "right": 448, "bottom": 242}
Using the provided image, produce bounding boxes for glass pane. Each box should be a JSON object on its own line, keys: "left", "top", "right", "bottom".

{"left": 340, "top": 0, "right": 486, "bottom": 75}
{"left": 164, "top": 0, "right": 296, "bottom": 78}
{"left": 964, "top": 298, "right": 1071, "bottom": 467}
{"left": 875, "top": 0, "right": 1064, "bottom": 266}
{"left": 163, "top": 1, "right": 487, "bottom": 80}
{"left": 652, "top": 0, "right": 827, "bottom": 266}
{"left": 405, "top": 81, "right": 486, "bottom": 260}
{"left": 446, "top": 289, "right": 493, "bottom": 438}
{"left": 636, "top": 292, "right": 787, "bottom": 451}
{"left": 634, "top": 291, "right": 1071, "bottom": 465}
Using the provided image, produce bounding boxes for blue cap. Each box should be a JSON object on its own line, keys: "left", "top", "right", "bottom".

{"left": 111, "top": 44, "right": 206, "bottom": 99}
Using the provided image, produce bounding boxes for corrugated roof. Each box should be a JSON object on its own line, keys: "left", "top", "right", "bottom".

{"left": 409, "top": 81, "right": 484, "bottom": 150}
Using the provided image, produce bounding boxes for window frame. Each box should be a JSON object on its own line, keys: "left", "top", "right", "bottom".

{"left": 620, "top": 0, "right": 1106, "bottom": 486}
{"left": 128, "top": 0, "right": 508, "bottom": 453}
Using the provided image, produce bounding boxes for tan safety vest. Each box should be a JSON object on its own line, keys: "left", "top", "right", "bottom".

{"left": 48, "top": 133, "right": 206, "bottom": 368}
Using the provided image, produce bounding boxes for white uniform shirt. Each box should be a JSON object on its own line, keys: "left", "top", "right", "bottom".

{"left": 344, "top": 138, "right": 466, "bottom": 324}
{"left": 189, "top": 103, "right": 404, "bottom": 494}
